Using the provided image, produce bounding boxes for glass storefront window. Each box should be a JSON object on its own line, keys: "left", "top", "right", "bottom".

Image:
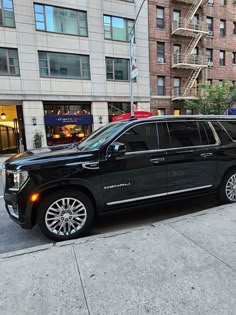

{"left": 46, "top": 124, "right": 92, "bottom": 146}
{"left": 108, "top": 102, "right": 133, "bottom": 122}
{"left": 44, "top": 103, "right": 93, "bottom": 146}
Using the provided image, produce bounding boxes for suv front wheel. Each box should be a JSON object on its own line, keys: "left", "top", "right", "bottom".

{"left": 218, "top": 170, "right": 236, "bottom": 204}
{"left": 37, "top": 190, "right": 95, "bottom": 241}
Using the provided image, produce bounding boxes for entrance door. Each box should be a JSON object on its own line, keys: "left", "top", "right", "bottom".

{"left": 100, "top": 122, "right": 168, "bottom": 206}
{"left": 0, "top": 105, "right": 25, "bottom": 154}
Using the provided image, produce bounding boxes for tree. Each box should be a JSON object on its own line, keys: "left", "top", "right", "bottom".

{"left": 185, "top": 82, "right": 236, "bottom": 115}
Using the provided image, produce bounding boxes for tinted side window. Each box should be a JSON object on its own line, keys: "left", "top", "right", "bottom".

{"left": 220, "top": 121, "right": 236, "bottom": 141}
{"left": 167, "top": 122, "right": 201, "bottom": 148}
{"left": 199, "top": 122, "right": 216, "bottom": 145}
{"left": 211, "top": 121, "right": 231, "bottom": 144}
{"left": 157, "top": 122, "right": 171, "bottom": 149}
{"left": 117, "top": 123, "right": 158, "bottom": 152}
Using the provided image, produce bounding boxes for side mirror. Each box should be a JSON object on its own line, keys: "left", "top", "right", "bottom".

{"left": 107, "top": 142, "right": 126, "bottom": 157}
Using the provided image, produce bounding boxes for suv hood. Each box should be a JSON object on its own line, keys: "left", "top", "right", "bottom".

{"left": 4, "top": 145, "right": 98, "bottom": 170}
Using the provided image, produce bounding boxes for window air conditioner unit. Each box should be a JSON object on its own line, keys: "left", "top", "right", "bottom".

{"left": 157, "top": 57, "right": 165, "bottom": 64}
{"left": 208, "top": 0, "right": 214, "bottom": 5}
{"left": 208, "top": 31, "right": 214, "bottom": 36}
{"left": 208, "top": 61, "right": 213, "bottom": 67}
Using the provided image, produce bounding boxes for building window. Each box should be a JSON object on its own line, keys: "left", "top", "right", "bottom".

{"left": 0, "top": 0, "right": 15, "bottom": 27}
{"left": 38, "top": 51, "right": 90, "bottom": 79}
{"left": 157, "top": 109, "right": 166, "bottom": 115}
{"left": 233, "top": 22, "right": 236, "bottom": 35}
{"left": 106, "top": 57, "right": 129, "bottom": 81}
{"left": 157, "top": 76, "right": 165, "bottom": 96}
{"left": 0, "top": 48, "right": 19, "bottom": 76}
{"left": 186, "top": 109, "right": 193, "bottom": 115}
{"left": 104, "top": 15, "right": 134, "bottom": 42}
{"left": 192, "top": 14, "right": 199, "bottom": 30}
{"left": 233, "top": 52, "right": 236, "bottom": 64}
{"left": 174, "top": 109, "right": 181, "bottom": 116}
{"left": 207, "top": 79, "right": 213, "bottom": 85}
{"left": 219, "top": 80, "right": 223, "bottom": 85}
{"left": 157, "top": 42, "right": 165, "bottom": 64}
{"left": 34, "top": 4, "right": 88, "bottom": 36}
{"left": 207, "top": 16, "right": 214, "bottom": 35}
{"left": 157, "top": 7, "right": 164, "bottom": 28}
{"left": 220, "top": 0, "right": 227, "bottom": 5}
{"left": 220, "top": 19, "right": 226, "bottom": 37}
{"left": 206, "top": 48, "right": 213, "bottom": 64}
{"left": 174, "top": 77, "right": 181, "bottom": 97}
{"left": 219, "top": 50, "right": 225, "bottom": 66}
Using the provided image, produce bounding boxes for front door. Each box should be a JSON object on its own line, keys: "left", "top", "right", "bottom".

{"left": 165, "top": 121, "right": 218, "bottom": 193}
{"left": 100, "top": 122, "right": 168, "bottom": 207}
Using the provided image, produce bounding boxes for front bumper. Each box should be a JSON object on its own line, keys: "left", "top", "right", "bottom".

{"left": 4, "top": 193, "right": 33, "bottom": 229}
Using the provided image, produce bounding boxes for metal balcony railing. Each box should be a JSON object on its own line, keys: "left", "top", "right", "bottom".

{"left": 172, "top": 87, "right": 204, "bottom": 100}
{"left": 173, "top": 0, "right": 196, "bottom": 3}
{"left": 172, "top": 19, "right": 208, "bottom": 35}
{"left": 172, "top": 54, "right": 208, "bottom": 68}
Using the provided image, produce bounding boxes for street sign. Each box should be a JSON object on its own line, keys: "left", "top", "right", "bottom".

{"left": 131, "top": 64, "right": 139, "bottom": 79}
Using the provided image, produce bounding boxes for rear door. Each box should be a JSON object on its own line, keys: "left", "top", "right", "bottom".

{"left": 162, "top": 120, "right": 219, "bottom": 193}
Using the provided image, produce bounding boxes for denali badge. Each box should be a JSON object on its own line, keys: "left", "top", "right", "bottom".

{"left": 104, "top": 183, "right": 131, "bottom": 190}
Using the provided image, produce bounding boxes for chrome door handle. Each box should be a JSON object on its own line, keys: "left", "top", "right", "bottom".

{"left": 150, "top": 157, "right": 165, "bottom": 164}
{"left": 82, "top": 162, "right": 99, "bottom": 169}
{"left": 200, "top": 153, "right": 213, "bottom": 158}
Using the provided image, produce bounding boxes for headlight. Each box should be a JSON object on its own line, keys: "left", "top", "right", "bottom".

{"left": 7, "top": 170, "right": 28, "bottom": 191}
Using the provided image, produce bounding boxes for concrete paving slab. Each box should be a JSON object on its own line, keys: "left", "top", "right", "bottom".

{"left": 0, "top": 246, "right": 89, "bottom": 315}
{"left": 169, "top": 204, "right": 236, "bottom": 270}
{"left": 74, "top": 224, "right": 236, "bottom": 315}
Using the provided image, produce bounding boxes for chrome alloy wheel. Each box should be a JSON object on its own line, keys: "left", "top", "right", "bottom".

{"left": 45, "top": 197, "right": 87, "bottom": 236}
{"left": 225, "top": 174, "right": 236, "bottom": 201}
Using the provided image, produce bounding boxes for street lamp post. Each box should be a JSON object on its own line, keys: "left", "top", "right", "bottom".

{"left": 129, "top": 0, "right": 147, "bottom": 119}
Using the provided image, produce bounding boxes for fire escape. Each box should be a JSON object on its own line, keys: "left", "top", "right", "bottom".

{"left": 172, "top": 0, "right": 208, "bottom": 100}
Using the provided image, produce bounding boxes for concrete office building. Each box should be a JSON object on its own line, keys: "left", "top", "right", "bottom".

{"left": 0, "top": 0, "right": 150, "bottom": 153}
{"left": 149, "top": 0, "right": 236, "bottom": 115}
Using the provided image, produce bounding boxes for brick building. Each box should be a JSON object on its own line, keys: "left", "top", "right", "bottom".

{"left": 149, "top": 0, "right": 236, "bottom": 115}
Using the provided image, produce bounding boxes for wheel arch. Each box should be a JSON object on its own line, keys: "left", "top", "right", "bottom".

{"left": 219, "top": 166, "right": 236, "bottom": 186}
{"left": 30, "top": 184, "right": 97, "bottom": 227}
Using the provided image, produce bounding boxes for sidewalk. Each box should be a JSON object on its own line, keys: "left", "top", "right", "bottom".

{"left": 0, "top": 203, "right": 236, "bottom": 315}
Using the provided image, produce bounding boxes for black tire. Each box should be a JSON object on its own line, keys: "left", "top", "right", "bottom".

{"left": 37, "top": 189, "right": 95, "bottom": 242}
{"left": 218, "top": 169, "right": 236, "bottom": 204}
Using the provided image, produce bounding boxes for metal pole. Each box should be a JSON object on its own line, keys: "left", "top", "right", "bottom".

{"left": 130, "top": 32, "right": 134, "bottom": 118}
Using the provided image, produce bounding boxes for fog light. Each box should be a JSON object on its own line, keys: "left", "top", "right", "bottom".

{"left": 30, "top": 193, "right": 39, "bottom": 202}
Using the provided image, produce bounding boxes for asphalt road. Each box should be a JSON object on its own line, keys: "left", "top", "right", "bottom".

{"left": 0, "top": 156, "right": 219, "bottom": 254}
{"left": 0, "top": 192, "right": 219, "bottom": 255}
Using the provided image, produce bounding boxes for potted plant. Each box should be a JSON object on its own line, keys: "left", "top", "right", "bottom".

{"left": 33, "top": 129, "right": 43, "bottom": 148}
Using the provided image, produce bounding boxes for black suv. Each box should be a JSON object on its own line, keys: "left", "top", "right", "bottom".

{"left": 2, "top": 116, "right": 236, "bottom": 241}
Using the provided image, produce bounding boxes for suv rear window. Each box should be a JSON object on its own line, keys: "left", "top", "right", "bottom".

{"left": 167, "top": 122, "right": 201, "bottom": 148}
{"left": 220, "top": 121, "right": 236, "bottom": 141}
{"left": 199, "top": 122, "right": 216, "bottom": 145}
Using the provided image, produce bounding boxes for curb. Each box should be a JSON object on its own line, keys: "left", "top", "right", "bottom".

{"left": 0, "top": 202, "right": 233, "bottom": 261}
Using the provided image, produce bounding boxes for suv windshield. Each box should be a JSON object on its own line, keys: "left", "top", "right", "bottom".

{"left": 77, "top": 121, "right": 126, "bottom": 151}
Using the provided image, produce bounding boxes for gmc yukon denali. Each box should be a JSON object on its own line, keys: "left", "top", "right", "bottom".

{"left": 2, "top": 115, "right": 236, "bottom": 241}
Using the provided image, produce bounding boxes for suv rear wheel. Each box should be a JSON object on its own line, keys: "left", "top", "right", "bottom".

{"left": 37, "top": 190, "right": 95, "bottom": 241}
{"left": 218, "top": 170, "right": 236, "bottom": 204}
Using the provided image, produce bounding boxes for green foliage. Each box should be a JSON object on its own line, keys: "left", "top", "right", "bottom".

{"left": 32, "top": 130, "right": 43, "bottom": 148}
{"left": 185, "top": 82, "right": 236, "bottom": 115}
